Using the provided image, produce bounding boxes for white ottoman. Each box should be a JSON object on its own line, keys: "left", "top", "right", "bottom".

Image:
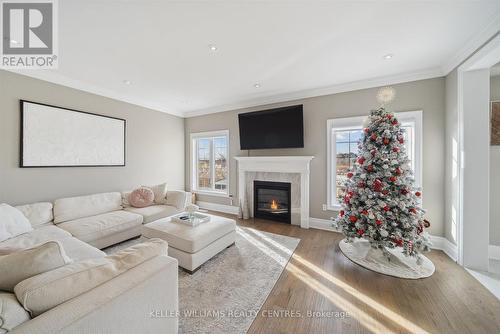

{"left": 142, "top": 213, "right": 236, "bottom": 274}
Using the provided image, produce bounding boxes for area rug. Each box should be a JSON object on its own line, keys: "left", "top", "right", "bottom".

{"left": 104, "top": 226, "right": 300, "bottom": 334}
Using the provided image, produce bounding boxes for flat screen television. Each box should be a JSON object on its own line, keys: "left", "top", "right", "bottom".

{"left": 238, "top": 105, "right": 304, "bottom": 150}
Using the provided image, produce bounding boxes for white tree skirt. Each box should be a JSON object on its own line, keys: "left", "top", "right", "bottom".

{"left": 339, "top": 239, "right": 435, "bottom": 279}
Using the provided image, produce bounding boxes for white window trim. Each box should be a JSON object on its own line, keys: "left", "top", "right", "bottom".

{"left": 190, "top": 129, "right": 230, "bottom": 197}
{"left": 326, "top": 110, "right": 423, "bottom": 211}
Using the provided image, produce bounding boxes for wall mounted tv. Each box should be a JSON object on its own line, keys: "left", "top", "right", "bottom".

{"left": 238, "top": 105, "right": 304, "bottom": 150}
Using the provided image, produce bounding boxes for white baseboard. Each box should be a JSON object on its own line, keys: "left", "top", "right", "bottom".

{"left": 196, "top": 201, "right": 239, "bottom": 215}
{"left": 307, "top": 217, "right": 458, "bottom": 261}
{"left": 429, "top": 235, "right": 458, "bottom": 262}
{"left": 308, "top": 217, "right": 341, "bottom": 232}
{"left": 490, "top": 245, "right": 500, "bottom": 260}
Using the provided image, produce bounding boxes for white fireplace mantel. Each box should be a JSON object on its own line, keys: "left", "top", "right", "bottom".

{"left": 234, "top": 156, "right": 314, "bottom": 228}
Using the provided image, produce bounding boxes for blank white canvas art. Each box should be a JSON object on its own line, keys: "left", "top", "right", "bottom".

{"left": 21, "top": 101, "right": 125, "bottom": 167}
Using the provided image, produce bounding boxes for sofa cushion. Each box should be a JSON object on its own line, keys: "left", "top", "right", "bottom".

{"left": 14, "top": 238, "right": 168, "bottom": 317}
{"left": 14, "top": 202, "right": 53, "bottom": 227}
{"left": 57, "top": 211, "right": 143, "bottom": 243}
{"left": 0, "top": 241, "right": 72, "bottom": 291}
{"left": 0, "top": 204, "right": 33, "bottom": 243}
{"left": 165, "top": 190, "right": 189, "bottom": 209}
{"left": 0, "top": 225, "right": 105, "bottom": 262}
{"left": 0, "top": 292, "right": 31, "bottom": 332}
{"left": 53, "top": 192, "right": 122, "bottom": 223}
{"left": 142, "top": 215, "right": 236, "bottom": 253}
{"left": 125, "top": 205, "right": 180, "bottom": 224}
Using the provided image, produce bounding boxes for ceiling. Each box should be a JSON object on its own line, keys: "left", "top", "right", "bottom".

{"left": 10, "top": 0, "right": 500, "bottom": 117}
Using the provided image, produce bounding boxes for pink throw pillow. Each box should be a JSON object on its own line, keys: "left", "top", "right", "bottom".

{"left": 129, "top": 188, "right": 155, "bottom": 208}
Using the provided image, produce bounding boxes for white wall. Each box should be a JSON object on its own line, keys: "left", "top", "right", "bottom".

{"left": 185, "top": 78, "right": 447, "bottom": 237}
{"left": 490, "top": 76, "right": 500, "bottom": 246}
{"left": 462, "top": 69, "right": 490, "bottom": 271}
{"left": 0, "top": 70, "right": 185, "bottom": 205}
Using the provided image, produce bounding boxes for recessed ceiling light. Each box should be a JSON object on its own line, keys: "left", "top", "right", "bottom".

{"left": 123, "top": 80, "right": 131, "bottom": 85}
{"left": 383, "top": 54, "right": 394, "bottom": 60}
{"left": 208, "top": 44, "right": 218, "bottom": 52}
{"left": 10, "top": 39, "right": 18, "bottom": 45}
{"left": 254, "top": 83, "right": 261, "bottom": 88}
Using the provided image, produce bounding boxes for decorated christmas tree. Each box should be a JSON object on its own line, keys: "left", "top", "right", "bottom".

{"left": 334, "top": 90, "right": 431, "bottom": 262}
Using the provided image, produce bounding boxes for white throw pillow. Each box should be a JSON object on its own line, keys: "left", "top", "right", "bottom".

{"left": 0, "top": 241, "right": 72, "bottom": 291}
{"left": 143, "top": 183, "right": 168, "bottom": 204}
{"left": 0, "top": 292, "right": 31, "bottom": 332}
{"left": 0, "top": 204, "right": 33, "bottom": 242}
{"left": 14, "top": 238, "right": 167, "bottom": 317}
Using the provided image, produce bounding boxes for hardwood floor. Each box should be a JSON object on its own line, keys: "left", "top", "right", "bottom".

{"left": 217, "top": 213, "right": 500, "bottom": 334}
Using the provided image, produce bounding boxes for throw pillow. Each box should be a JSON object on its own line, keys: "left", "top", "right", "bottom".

{"left": 14, "top": 238, "right": 167, "bottom": 317}
{"left": 0, "top": 241, "right": 72, "bottom": 291}
{"left": 0, "top": 204, "right": 33, "bottom": 243}
{"left": 129, "top": 187, "right": 155, "bottom": 208}
{"left": 143, "top": 183, "right": 168, "bottom": 204}
{"left": 0, "top": 292, "right": 31, "bottom": 332}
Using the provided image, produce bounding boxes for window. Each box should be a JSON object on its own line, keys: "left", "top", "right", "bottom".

{"left": 191, "top": 130, "right": 229, "bottom": 195}
{"left": 327, "top": 111, "right": 422, "bottom": 210}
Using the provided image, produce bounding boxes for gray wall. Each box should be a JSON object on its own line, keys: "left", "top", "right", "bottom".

{"left": 0, "top": 70, "right": 185, "bottom": 205}
{"left": 185, "top": 78, "right": 446, "bottom": 237}
{"left": 490, "top": 76, "right": 500, "bottom": 245}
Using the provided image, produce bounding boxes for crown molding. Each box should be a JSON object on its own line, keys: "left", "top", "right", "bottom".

{"left": 4, "top": 69, "right": 184, "bottom": 117}
{"left": 441, "top": 10, "right": 500, "bottom": 75}
{"left": 183, "top": 67, "right": 444, "bottom": 118}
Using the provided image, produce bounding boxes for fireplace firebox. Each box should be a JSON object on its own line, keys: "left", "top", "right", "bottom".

{"left": 253, "top": 180, "right": 291, "bottom": 224}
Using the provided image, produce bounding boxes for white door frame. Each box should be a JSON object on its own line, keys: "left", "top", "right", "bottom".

{"left": 457, "top": 33, "right": 500, "bottom": 269}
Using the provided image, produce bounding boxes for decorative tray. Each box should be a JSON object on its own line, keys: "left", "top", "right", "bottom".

{"left": 171, "top": 212, "right": 210, "bottom": 227}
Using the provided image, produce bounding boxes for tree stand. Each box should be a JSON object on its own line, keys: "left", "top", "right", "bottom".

{"left": 339, "top": 239, "right": 435, "bottom": 279}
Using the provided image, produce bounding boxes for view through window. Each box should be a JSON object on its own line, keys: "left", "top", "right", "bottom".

{"left": 192, "top": 132, "right": 229, "bottom": 194}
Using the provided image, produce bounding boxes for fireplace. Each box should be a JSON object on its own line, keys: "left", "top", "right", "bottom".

{"left": 253, "top": 180, "right": 291, "bottom": 224}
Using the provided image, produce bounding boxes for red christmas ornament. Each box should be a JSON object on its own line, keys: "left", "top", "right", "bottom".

{"left": 339, "top": 210, "right": 345, "bottom": 217}
{"left": 383, "top": 138, "right": 390, "bottom": 145}
{"left": 363, "top": 128, "right": 369, "bottom": 134}
{"left": 409, "top": 208, "right": 417, "bottom": 214}
{"left": 394, "top": 238, "right": 403, "bottom": 247}
{"left": 401, "top": 189, "right": 409, "bottom": 195}
{"left": 357, "top": 157, "right": 365, "bottom": 165}
{"left": 347, "top": 172, "right": 353, "bottom": 178}
{"left": 389, "top": 176, "right": 397, "bottom": 182}
{"left": 370, "top": 133, "right": 377, "bottom": 141}
{"left": 392, "top": 119, "right": 398, "bottom": 125}
{"left": 357, "top": 229, "right": 365, "bottom": 236}
{"left": 375, "top": 220, "right": 382, "bottom": 226}
{"left": 398, "top": 137, "right": 404, "bottom": 144}
{"left": 361, "top": 210, "right": 368, "bottom": 215}
{"left": 392, "top": 147, "right": 400, "bottom": 153}
{"left": 349, "top": 215, "right": 358, "bottom": 223}
{"left": 371, "top": 149, "right": 377, "bottom": 157}
{"left": 395, "top": 168, "right": 402, "bottom": 175}
{"left": 367, "top": 165, "right": 374, "bottom": 172}
{"left": 358, "top": 181, "right": 365, "bottom": 188}
{"left": 373, "top": 179, "right": 383, "bottom": 192}
{"left": 387, "top": 114, "right": 393, "bottom": 119}
{"left": 383, "top": 206, "right": 390, "bottom": 212}
{"left": 415, "top": 191, "right": 421, "bottom": 197}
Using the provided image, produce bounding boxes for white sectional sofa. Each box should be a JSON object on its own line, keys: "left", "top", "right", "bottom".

{"left": 0, "top": 189, "right": 191, "bottom": 334}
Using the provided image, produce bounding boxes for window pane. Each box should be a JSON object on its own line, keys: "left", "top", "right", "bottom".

{"left": 214, "top": 137, "right": 227, "bottom": 191}
{"left": 197, "top": 138, "right": 211, "bottom": 190}
{"left": 336, "top": 131, "right": 350, "bottom": 143}
{"left": 349, "top": 130, "right": 363, "bottom": 143}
